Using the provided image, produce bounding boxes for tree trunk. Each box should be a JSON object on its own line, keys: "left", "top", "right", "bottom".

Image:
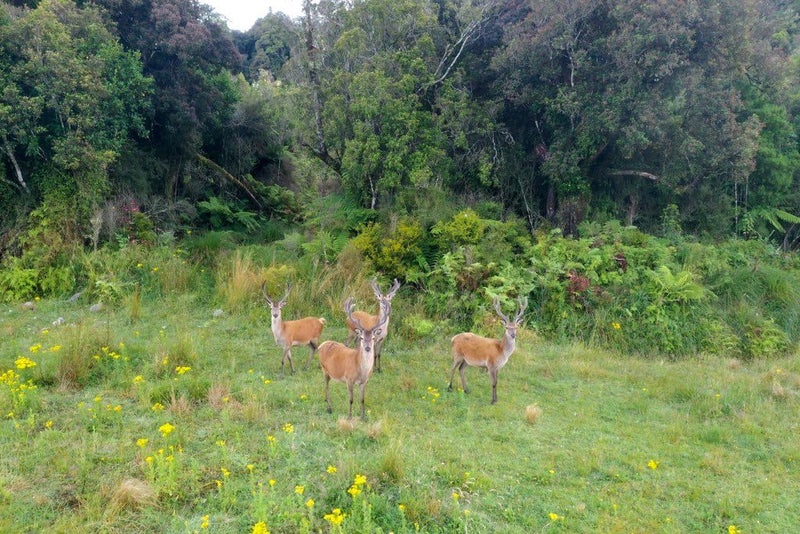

{"left": 2, "top": 134, "right": 29, "bottom": 194}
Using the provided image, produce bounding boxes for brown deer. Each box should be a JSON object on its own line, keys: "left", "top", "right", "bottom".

{"left": 345, "top": 278, "right": 400, "bottom": 372}
{"left": 262, "top": 283, "right": 326, "bottom": 375}
{"left": 317, "top": 297, "right": 390, "bottom": 420}
{"left": 449, "top": 296, "right": 528, "bottom": 404}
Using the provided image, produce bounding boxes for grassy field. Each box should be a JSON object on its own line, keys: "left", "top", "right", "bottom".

{"left": 1, "top": 288, "right": 799, "bottom": 533}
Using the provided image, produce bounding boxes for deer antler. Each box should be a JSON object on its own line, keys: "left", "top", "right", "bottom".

{"left": 515, "top": 296, "right": 528, "bottom": 322}
{"left": 279, "top": 283, "right": 292, "bottom": 305}
{"left": 493, "top": 297, "right": 510, "bottom": 324}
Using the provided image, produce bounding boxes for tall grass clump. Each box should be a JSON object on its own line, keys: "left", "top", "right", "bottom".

{"left": 51, "top": 322, "right": 113, "bottom": 389}
{"left": 215, "top": 249, "right": 268, "bottom": 310}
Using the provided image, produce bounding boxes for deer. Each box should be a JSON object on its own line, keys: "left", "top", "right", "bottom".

{"left": 317, "top": 297, "right": 390, "bottom": 420}
{"left": 448, "top": 296, "right": 528, "bottom": 404}
{"left": 345, "top": 278, "right": 400, "bottom": 372}
{"left": 262, "top": 283, "right": 327, "bottom": 375}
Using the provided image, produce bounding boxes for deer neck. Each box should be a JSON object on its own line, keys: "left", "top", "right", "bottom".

{"left": 270, "top": 313, "right": 284, "bottom": 344}
{"left": 357, "top": 334, "right": 376, "bottom": 377}
{"left": 500, "top": 330, "right": 517, "bottom": 360}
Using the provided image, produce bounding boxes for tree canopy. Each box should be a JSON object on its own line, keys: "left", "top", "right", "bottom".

{"left": 2, "top": 0, "right": 800, "bottom": 252}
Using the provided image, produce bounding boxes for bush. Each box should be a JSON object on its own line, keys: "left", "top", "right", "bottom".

{"left": 352, "top": 219, "right": 427, "bottom": 282}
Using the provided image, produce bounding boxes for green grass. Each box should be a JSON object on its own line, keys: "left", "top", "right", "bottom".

{"left": 1, "top": 292, "right": 798, "bottom": 533}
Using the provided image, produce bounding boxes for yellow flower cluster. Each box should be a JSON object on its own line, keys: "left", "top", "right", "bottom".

{"left": 159, "top": 422, "right": 175, "bottom": 437}
{"left": 425, "top": 385, "right": 441, "bottom": 402}
{"left": 251, "top": 521, "right": 270, "bottom": 534}
{"left": 347, "top": 473, "right": 368, "bottom": 498}
{"left": 15, "top": 357, "right": 37, "bottom": 369}
{"left": 323, "top": 508, "right": 346, "bottom": 526}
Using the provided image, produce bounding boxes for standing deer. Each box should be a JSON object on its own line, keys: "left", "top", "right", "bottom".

{"left": 449, "top": 296, "right": 528, "bottom": 404}
{"left": 346, "top": 278, "right": 400, "bottom": 372}
{"left": 262, "top": 283, "right": 326, "bottom": 375}
{"left": 317, "top": 297, "right": 390, "bottom": 420}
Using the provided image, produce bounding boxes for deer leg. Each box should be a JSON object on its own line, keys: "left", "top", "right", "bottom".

{"left": 359, "top": 382, "right": 367, "bottom": 421}
{"left": 374, "top": 340, "right": 383, "bottom": 373}
{"left": 448, "top": 357, "right": 461, "bottom": 391}
{"left": 347, "top": 382, "right": 355, "bottom": 419}
{"left": 283, "top": 348, "right": 295, "bottom": 375}
{"left": 304, "top": 342, "right": 317, "bottom": 370}
{"left": 489, "top": 367, "right": 498, "bottom": 404}
{"left": 457, "top": 361, "right": 470, "bottom": 394}
{"left": 324, "top": 374, "right": 333, "bottom": 414}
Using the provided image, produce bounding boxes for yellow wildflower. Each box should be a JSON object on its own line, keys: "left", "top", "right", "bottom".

{"left": 136, "top": 438, "right": 149, "bottom": 448}
{"left": 15, "top": 357, "right": 37, "bottom": 369}
{"left": 549, "top": 512, "right": 562, "bottom": 521}
{"left": 200, "top": 515, "right": 209, "bottom": 529}
{"left": 326, "top": 465, "right": 337, "bottom": 474}
{"left": 648, "top": 460, "right": 659, "bottom": 470}
{"left": 306, "top": 498, "right": 315, "bottom": 508}
{"left": 295, "top": 485, "right": 305, "bottom": 495}
{"left": 323, "top": 508, "right": 346, "bottom": 526}
{"left": 251, "top": 521, "right": 269, "bottom": 534}
{"left": 159, "top": 422, "right": 175, "bottom": 437}
{"left": 283, "top": 422, "right": 294, "bottom": 434}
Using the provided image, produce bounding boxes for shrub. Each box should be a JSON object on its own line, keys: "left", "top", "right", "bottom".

{"left": 353, "top": 219, "right": 426, "bottom": 282}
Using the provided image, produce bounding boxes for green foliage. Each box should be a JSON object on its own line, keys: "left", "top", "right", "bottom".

{"left": 184, "top": 231, "right": 239, "bottom": 263}
{"left": 198, "top": 196, "right": 260, "bottom": 233}
{"left": 352, "top": 219, "right": 426, "bottom": 282}
{"left": 0, "top": 257, "right": 39, "bottom": 302}
{"left": 431, "top": 209, "right": 487, "bottom": 250}
{"left": 0, "top": 0, "right": 152, "bottom": 238}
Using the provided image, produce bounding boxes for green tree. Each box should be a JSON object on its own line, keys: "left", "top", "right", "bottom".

{"left": 0, "top": 0, "right": 152, "bottom": 239}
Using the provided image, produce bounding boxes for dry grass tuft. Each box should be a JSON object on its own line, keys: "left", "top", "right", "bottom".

{"left": 337, "top": 418, "right": 357, "bottom": 432}
{"left": 771, "top": 380, "right": 787, "bottom": 399}
{"left": 207, "top": 383, "right": 232, "bottom": 410}
{"left": 168, "top": 393, "right": 193, "bottom": 417}
{"left": 726, "top": 358, "right": 742, "bottom": 370}
{"left": 110, "top": 478, "right": 156, "bottom": 511}
{"left": 365, "top": 419, "right": 384, "bottom": 439}
{"left": 525, "top": 404, "right": 544, "bottom": 425}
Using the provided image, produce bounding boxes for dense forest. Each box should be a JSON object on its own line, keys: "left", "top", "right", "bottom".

{"left": 3, "top": 0, "right": 800, "bottom": 357}
{"left": 3, "top": 0, "right": 800, "bottom": 244}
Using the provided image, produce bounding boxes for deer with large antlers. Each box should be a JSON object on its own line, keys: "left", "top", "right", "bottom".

{"left": 317, "top": 297, "right": 390, "bottom": 420}
{"left": 345, "top": 278, "right": 400, "bottom": 373}
{"left": 449, "top": 296, "right": 528, "bottom": 404}
{"left": 262, "top": 283, "right": 327, "bottom": 375}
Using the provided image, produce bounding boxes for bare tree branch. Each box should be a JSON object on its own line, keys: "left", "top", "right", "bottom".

{"left": 2, "top": 134, "right": 29, "bottom": 193}
{"left": 427, "top": 2, "right": 500, "bottom": 88}
{"left": 608, "top": 170, "right": 660, "bottom": 181}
